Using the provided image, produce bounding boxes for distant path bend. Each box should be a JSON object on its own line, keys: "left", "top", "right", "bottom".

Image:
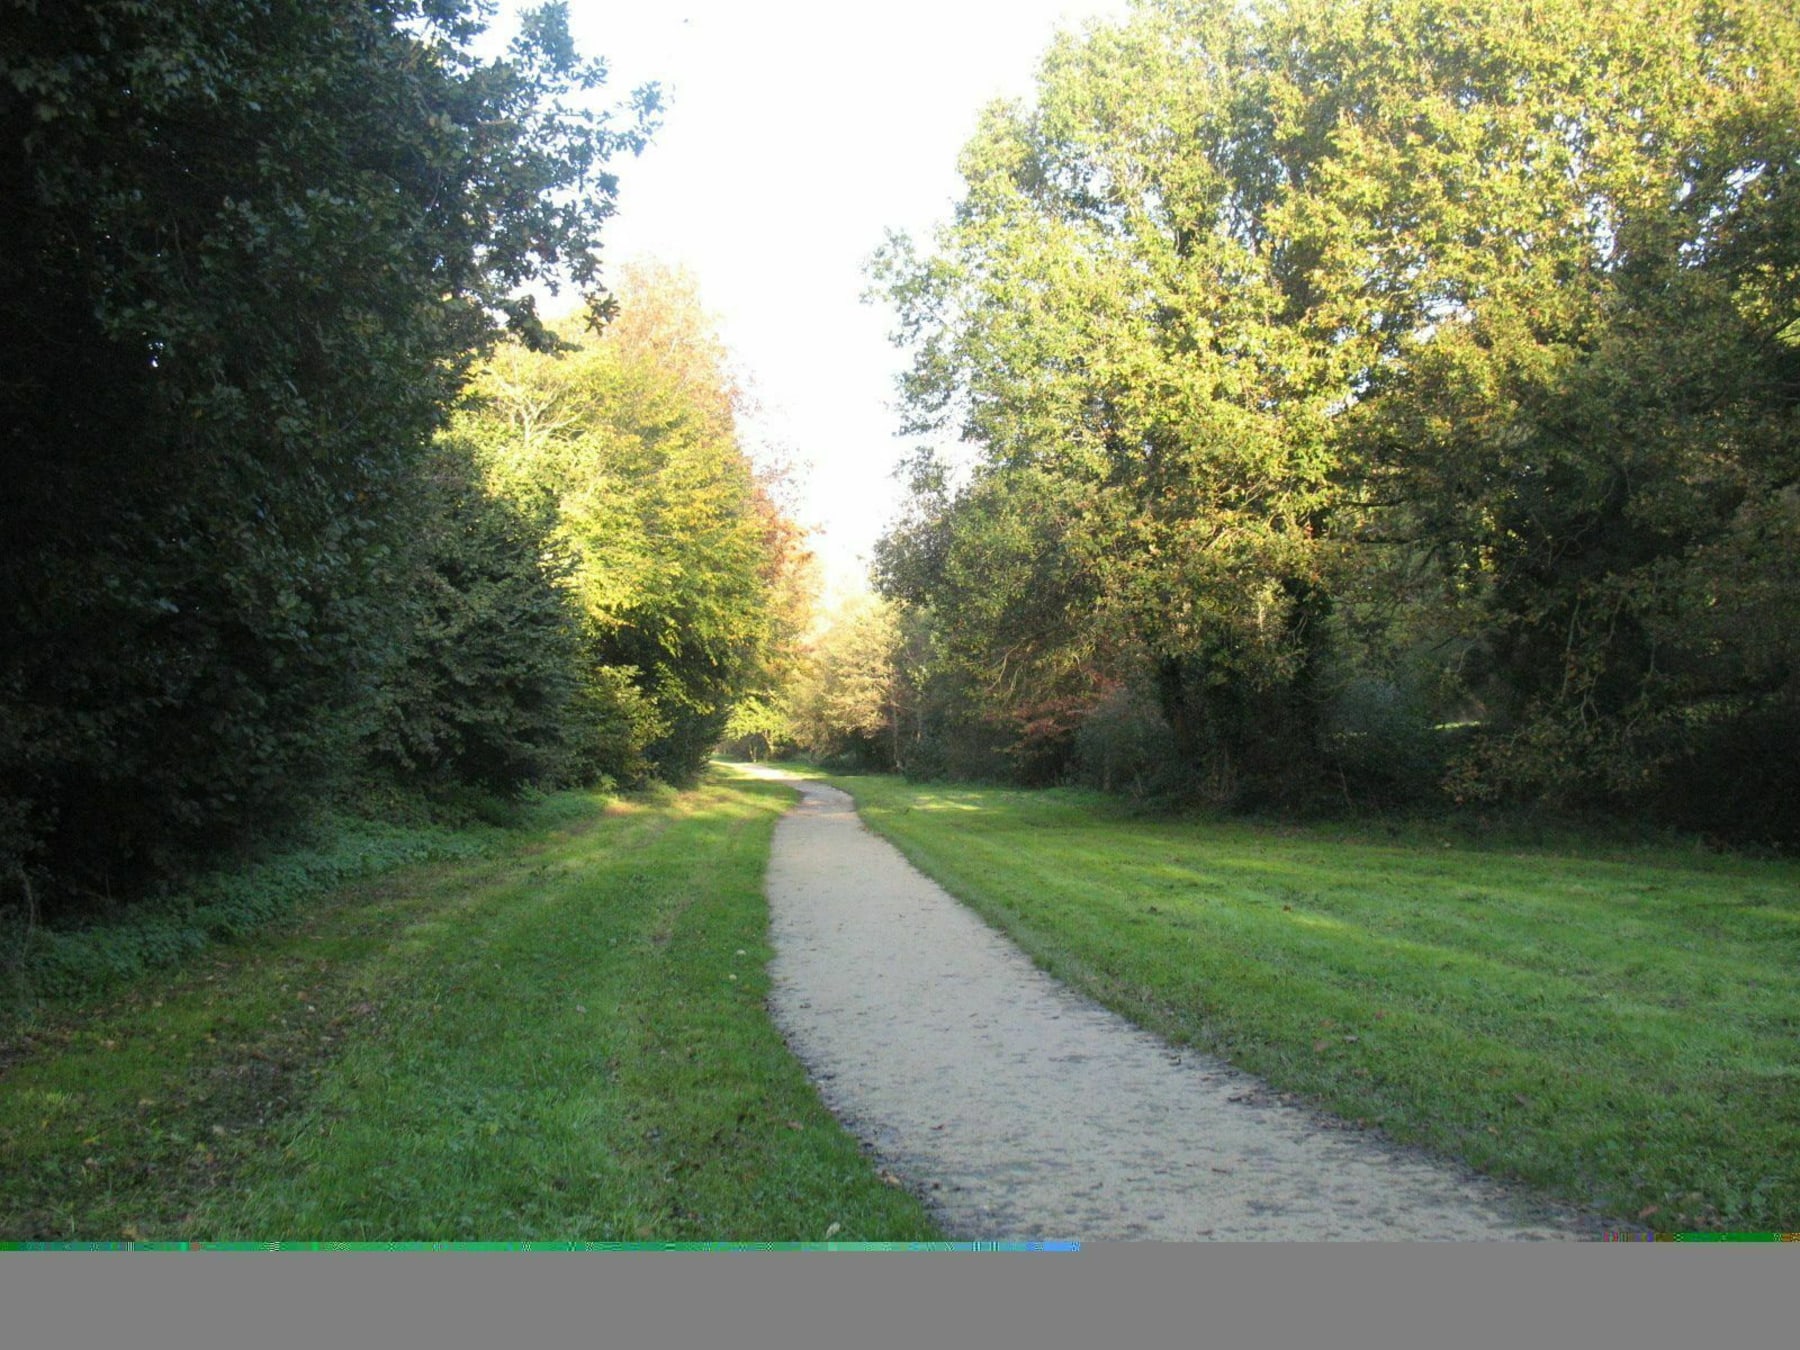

{"left": 743, "top": 767, "right": 1598, "bottom": 1241}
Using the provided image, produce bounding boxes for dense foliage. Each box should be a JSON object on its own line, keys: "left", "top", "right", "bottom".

{"left": 450, "top": 265, "right": 812, "bottom": 787}
{"left": 871, "top": 0, "right": 1800, "bottom": 838}
{"left": 357, "top": 445, "right": 588, "bottom": 802}
{"left": 1, "top": 3, "right": 805, "bottom": 926}
{"left": 782, "top": 595, "right": 908, "bottom": 769}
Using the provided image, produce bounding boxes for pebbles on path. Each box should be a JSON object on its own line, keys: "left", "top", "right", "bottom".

{"left": 753, "top": 772, "right": 1595, "bottom": 1242}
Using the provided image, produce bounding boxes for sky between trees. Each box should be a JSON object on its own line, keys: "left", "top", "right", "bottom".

{"left": 527, "top": 0, "right": 1136, "bottom": 597}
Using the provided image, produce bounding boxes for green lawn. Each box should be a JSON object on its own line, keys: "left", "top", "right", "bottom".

{"left": 0, "top": 772, "right": 939, "bottom": 1243}
{"left": 814, "top": 771, "right": 1800, "bottom": 1234}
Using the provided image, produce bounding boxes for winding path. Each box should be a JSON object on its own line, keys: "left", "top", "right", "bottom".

{"left": 748, "top": 768, "right": 1600, "bottom": 1241}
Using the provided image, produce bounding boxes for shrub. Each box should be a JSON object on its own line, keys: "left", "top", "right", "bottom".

{"left": 1073, "top": 683, "right": 1191, "bottom": 800}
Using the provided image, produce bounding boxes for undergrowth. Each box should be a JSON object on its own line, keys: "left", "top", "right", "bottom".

{"left": 1, "top": 799, "right": 589, "bottom": 1009}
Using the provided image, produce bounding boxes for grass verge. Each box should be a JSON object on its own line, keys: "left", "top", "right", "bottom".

{"left": 4, "top": 809, "right": 534, "bottom": 1006}
{"left": 0, "top": 772, "right": 939, "bottom": 1242}
{"left": 813, "top": 771, "right": 1800, "bottom": 1234}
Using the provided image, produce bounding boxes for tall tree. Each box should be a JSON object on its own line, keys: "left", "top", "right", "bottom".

{"left": 876, "top": 0, "right": 1800, "bottom": 828}
{"left": 874, "top": 0, "right": 1359, "bottom": 801}
{"left": 1261, "top": 0, "right": 1800, "bottom": 825}
{"left": 0, "top": 0, "right": 653, "bottom": 907}
{"left": 454, "top": 267, "right": 791, "bottom": 784}
{"left": 787, "top": 595, "right": 906, "bottom": 769}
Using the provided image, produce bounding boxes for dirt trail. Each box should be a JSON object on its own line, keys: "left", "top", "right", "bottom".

{"left": 745, "top": 768, "right": 1606, "bottom": 1241}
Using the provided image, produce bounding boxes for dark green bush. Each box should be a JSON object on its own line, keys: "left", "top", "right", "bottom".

{"left": 1321, "top": 676, "right": 1448, "bottom": 810}
{"left": 1072, "top": 683, "right": 1191, "bottom": 799}
{"left": 358, "top": 447, "right": 589, "bottom": 802}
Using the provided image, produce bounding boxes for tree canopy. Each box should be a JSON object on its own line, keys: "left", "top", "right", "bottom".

{"left": 0, "top": 1, "right": 659, "bottom": 908}
{"left": 451, "top": 264, "right": 811, "bottom": 786}
{"left": 874, "top": 0, "right": 1800, "bottom": 834}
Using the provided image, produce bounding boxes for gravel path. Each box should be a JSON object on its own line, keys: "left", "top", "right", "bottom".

{"left": 750, "top": 770, "right": 1602, "bottom": 1241}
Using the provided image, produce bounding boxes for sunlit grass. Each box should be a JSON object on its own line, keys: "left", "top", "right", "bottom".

{"left": 0, "top": 775, "right": 939, "bottom": 1243}
{"left": 820, "top": 772, "right": 1800, "bottom": 1234}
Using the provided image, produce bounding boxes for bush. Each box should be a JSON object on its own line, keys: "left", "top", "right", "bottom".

{"left": 1322, "top": 676, "right": 1448, "bottom": 810}
{"left": 567, "top": 666, "right": 666, "bottom": 790}
{"left": 903, "top": 721, "right": 1018, "bottom": 785}
{"left": 1650, "top": 700, "right": 1800, "bottom": 848}
{"left": 358, "top": 447, "right": 588, "bottom": 801}
{"left": 1073, "top": 682, "right": 1191, "bottom": 799}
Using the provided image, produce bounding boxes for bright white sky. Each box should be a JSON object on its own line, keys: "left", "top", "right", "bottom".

{"left": 505, "top": 0, "right": 1134, "bottom": 599}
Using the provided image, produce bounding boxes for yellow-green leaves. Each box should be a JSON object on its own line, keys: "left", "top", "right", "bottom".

{"left": 874, "top": 0, "right": 1800, "bottom": 831}
{"left": 451, "top": 266, "right": 793, "bottom": 785}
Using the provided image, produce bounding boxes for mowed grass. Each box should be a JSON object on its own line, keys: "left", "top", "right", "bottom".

{"left": 820, "top": 773, "right": 1800, "bottom": 1233}
{"left": 0, "top": 773, "right": 939, "bottom": 1242}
